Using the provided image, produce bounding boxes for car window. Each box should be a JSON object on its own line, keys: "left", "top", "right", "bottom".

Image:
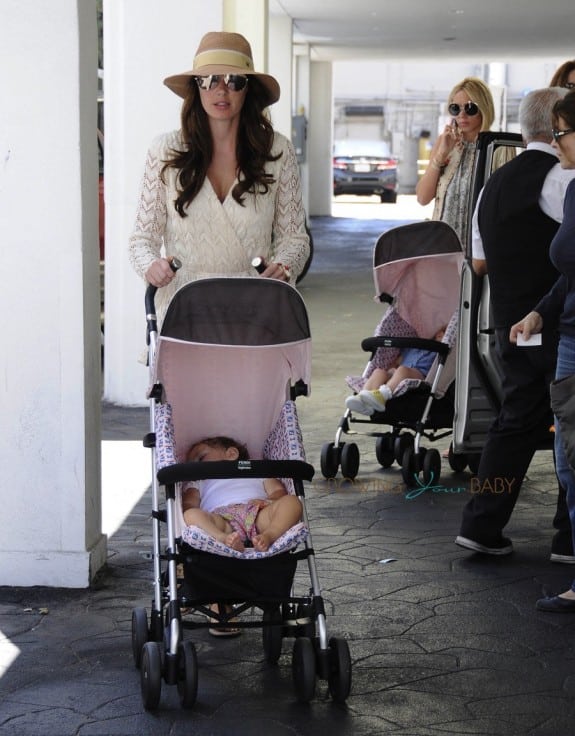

{"left": 333, "top": 140, "right": 392, "bottom": 158}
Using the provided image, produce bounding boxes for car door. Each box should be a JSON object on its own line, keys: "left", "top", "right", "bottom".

{"left": 452, "top": 131, "right": 524, "bottom": 460}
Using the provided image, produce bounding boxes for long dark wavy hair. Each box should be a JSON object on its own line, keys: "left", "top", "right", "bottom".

{"left": 161, "top": 77, "right": 281, "bottom": 217}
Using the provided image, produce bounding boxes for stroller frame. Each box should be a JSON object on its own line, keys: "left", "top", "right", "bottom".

{"left": 132, "top": 277, "right": 351, "bottom": 710}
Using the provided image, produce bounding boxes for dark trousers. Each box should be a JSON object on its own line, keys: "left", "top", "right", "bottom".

{"left": 460, "top": 328, "right": 571, "bottom": 549}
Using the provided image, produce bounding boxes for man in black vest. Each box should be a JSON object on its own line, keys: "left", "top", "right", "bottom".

{"left": 456, "top": 87, "right": 575, "bottom": 558}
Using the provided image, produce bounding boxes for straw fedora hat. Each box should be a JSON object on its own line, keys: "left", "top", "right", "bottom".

{"left": 163, "top": 31, "right": 280, "bottom": 106}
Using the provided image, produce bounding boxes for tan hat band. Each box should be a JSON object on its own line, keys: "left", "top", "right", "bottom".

{"left": 193, "top": 49, "right": 254, "bottom": 72}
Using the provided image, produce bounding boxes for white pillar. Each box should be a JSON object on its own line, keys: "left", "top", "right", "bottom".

{"left": 487, "top": 62, "right": 508, "bottom": 131}
{"left": 224, "top": 0, "right": 268, "bottom": 70}
{"left": 268, "top": 13, "right": 293, "bottom": 139}
{"left": 308, "top": 61, "right": 334, "bottom": 216}
{"left": 294, "top": 45, "right": 311, "bottom": 214}
{"left": 102, "top": 0, "right": 223, "bottom": 406}
{"left": 0, "top": 0, "right": 105, "bottom": 586}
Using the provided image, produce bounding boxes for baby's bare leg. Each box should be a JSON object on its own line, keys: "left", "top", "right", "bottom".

{"left": 363, "top": 367, "right": 392, "bottom": 390}
{"left": 183, "top": 508, "right": 245, "bottom": 551}
{"left": 385, "top": 365, "right": 424, "bottom": 393}
{"left": 252, "top": 496, "right": 302, "bottom": 552}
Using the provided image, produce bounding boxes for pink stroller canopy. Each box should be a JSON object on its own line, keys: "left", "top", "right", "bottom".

{"left": 373, "top": 221, "right": 464, "bottom": 339}
{"left": 151, "top": 278, "right": 312, "bottom": 461}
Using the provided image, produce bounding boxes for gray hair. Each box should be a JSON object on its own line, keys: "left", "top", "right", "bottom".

{"left": 519, "top": 87, "right": 567, "bottom": 142}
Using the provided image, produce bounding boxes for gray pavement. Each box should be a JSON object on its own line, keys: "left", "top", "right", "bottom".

{"left": 3, "top": 198, "right": 575, "bottom": 735}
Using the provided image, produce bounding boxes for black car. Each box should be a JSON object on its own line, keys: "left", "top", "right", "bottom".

{"left": 333, "top": 141, "right": 398, "bottom": 203}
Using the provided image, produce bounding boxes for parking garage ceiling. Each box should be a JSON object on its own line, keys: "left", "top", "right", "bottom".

{"left": 270, "top": 0, "right": 574, "bottom": 61}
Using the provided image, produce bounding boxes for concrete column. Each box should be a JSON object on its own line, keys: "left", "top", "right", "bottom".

{"left": 102, "top": 0, "right": 223, "bottom": 406}
{"left": 308, "top": 61, "right": 334, "bottom": 216}
{"left": 224, "top": 0, "right": 294, "bottom": 137}
{"left": 0, "top": 0, "right": 105, "bottom": 586}
{"left": 224, "top": 0, "right": 268, "bottom": 71}
{"left": 487, "top": 62, "right": 508, "bottom": 131}
{"left": 268, "top": 13, "right": 293, "bottom": 139}
{"left": 294, "top": 45, "right": 312, "bottom": 214}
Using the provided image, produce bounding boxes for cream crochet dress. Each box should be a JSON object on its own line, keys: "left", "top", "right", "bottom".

{"left": 129, "top": 129, "right": 310, "bottom": 330}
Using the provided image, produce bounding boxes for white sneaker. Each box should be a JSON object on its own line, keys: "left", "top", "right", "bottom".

{"left": 358, "top": 388, "right": 388, "bottom": 412}
{"left": 345, "top": 394, "right": 374, "bottom": 416}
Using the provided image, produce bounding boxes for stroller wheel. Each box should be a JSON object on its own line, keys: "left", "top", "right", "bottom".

{"left": 140, "top": 641, "right": 163, "bottom": 710}
{"left": 375, "top": 434, "right": 395, "bottom": 468}
{"left": 292, "top": 637, "right": 316, "bottom": 702}
{"left": 177, "top": 640, "right": 198, "bottom": 709}
{"left": 448, "top": 443, "right": 468, "bottom": 473}
{"left": 340, "top": 442, "right": 360, "bottom": 480}
{"left": 262, "top": 607, "right": 284, "bottom": 664}
{"left": 320, "top": 442, "right": 340, "bottom": 479}
{"left": 131, "top": 607, "right": 149, "bottom": 668}
{"left": 422, "top": 448, "right": 442, "bottom": 486}
{"left": 327, "top": 637, "right": 352, "bottom": 703}
{"left": 394, "top": 434, "right": 414, "bottom": 465}
{"left": 401, "top": 447, "right": 417, "bottom": 486}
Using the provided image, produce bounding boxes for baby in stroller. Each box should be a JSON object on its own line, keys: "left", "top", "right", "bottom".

{"left": 182, "top": 435, "right": 302, "bottom": 552}
{"left": 345, "top": 325, "right": 447, "bottom": 415}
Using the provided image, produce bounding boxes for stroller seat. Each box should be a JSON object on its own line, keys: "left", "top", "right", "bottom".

{"left": 155, "top": 400, "right": 310, "bottom": 559}
{"left": 347, "top": 308, "right": 459, "bottom": 401}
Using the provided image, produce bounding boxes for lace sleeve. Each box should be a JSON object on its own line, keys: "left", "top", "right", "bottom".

{"left": 271, "top": 138, "right": 310, "bottom": 281}
{"left": 128, "top": 138, "right": 168, "bottom": 280}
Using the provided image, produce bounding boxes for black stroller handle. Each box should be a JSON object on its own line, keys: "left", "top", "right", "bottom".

{"left": 145, "top": 257, "right": 182, "bottom": 340}
{"left": 157, "top": 459, "right": 315, "bottom": 486}
{"left": 361, "top": 335, "right": 450, "bottom": 359}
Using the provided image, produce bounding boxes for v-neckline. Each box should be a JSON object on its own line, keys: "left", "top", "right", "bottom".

{"left": 207, "top": 175, "right": 236, "bottom": 204}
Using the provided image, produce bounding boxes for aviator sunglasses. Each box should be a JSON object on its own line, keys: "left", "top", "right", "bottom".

{"left": 552, "top": 128, "right": 575, "bottom": 142}
{"left": 448, "top": 101, "right": 480, "bottom": 117}
{"left": 194, "top": 74, "right": 249, "bottom": 92}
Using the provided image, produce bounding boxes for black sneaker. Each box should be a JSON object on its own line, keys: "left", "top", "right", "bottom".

{"left": 455, "top": 534, "right": 513, "bottom": 556}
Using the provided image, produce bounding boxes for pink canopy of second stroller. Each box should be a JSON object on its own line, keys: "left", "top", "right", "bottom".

{"left": 372, "top": 220, "right": 464, "bottom": 340}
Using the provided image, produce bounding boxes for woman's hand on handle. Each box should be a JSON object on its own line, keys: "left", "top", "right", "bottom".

{"left": 145, "top": 257, "right": 178, "bottom": 288}
{"left": 253, "top": 256, "right": 291, "bottom": 282}
{"left": 261, "top": 261, "right": 291, "bottom": 282}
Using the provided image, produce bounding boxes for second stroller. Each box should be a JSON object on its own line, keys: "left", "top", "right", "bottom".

{"left": 321, "top": 220, "right": 464, "bottom": 485}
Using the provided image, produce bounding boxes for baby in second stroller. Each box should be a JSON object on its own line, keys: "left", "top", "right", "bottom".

{"left": 182, "top": 435, "right": 303, "bottom": 552}
{"left": 345, "top": 325, "right": 447, "bottom": 415}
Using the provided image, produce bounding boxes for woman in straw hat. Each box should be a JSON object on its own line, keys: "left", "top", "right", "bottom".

{"left": 129, "top": 31, "right": 310, "bottom": 328}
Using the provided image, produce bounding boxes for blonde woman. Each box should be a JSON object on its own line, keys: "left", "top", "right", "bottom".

{"left": 417, "top": 77, "right": 495, "bottom": 248}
